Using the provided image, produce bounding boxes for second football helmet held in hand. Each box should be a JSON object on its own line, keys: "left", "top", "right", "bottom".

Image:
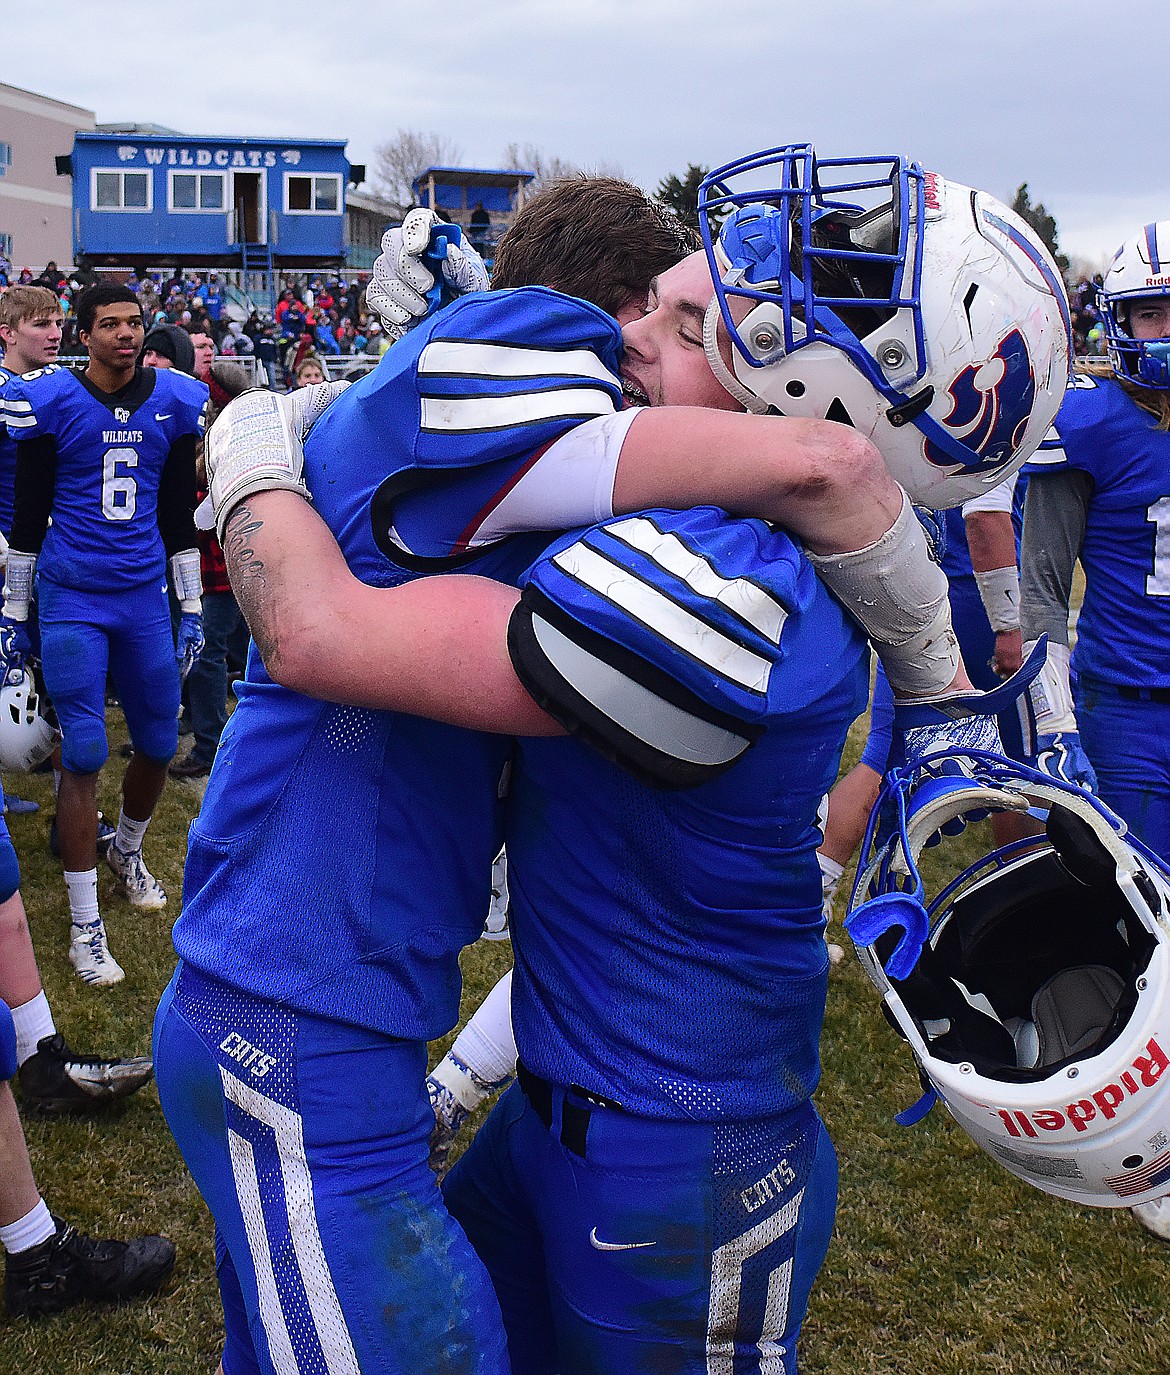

{"left": 1098, "top": 221, "right": 1170, "bottom": 390}
{"left": 848, "top": 751, "right": 1170, "bottom": 1210}
{"left": 0, "top": 667, "right": 60, "bottom": 772}
{"left": 698, "top": 146, "right": 1072, "bottom": 509}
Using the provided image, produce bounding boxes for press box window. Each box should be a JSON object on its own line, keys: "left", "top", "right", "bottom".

{"left": 169, "top": 171, "right": 226, "bottom": 212}
{"left": 0, "top": 143, "right": 11, "bottom": 178}
{"left": 92, "top": 169, "right": 151, "bottom": 211}
{"left": 285, "top": 173, "right": 341, "bottom": 213}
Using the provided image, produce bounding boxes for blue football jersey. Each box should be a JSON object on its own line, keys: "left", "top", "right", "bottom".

{"left": 7, "top": 365, "right": 206, "bottom": 590}
{"left": 0, "top": 364, "right": 22, "bottom": 538}
{"left": 1026, "top": 374, "right": 1170, "bottom": 688}
{"left": 173, "top": 288, "right": 627, "bottom": 1041}
{"left": 505, "top": 507, "right": 870, "bottom": 1120}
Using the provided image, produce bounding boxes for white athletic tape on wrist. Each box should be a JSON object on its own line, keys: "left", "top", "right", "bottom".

{"left": 806, "top": 492, "right": 959, "bottom": 697}
{"left": 2, "top": 550, "right": 36, "bottom": 621}
{"left": 206, "top": 383, "right": 349, "bottom": 542}
{"left": 170, "top": 549, "right": 203, "bottom": 613}
{"left": 973, "top": 565, "right": 1021, "bottom": 633}
{"left": 1022, "top": 638, "right": 1077, "bottom": 736}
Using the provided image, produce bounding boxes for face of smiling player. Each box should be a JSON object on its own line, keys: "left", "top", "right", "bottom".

{"left": 618, "top": 252, "right": 744, "bottom": 412}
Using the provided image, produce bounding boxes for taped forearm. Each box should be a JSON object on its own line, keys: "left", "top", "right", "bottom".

{"left": 1019, "top": 471, "right": 1090, "bottom": 648}
{"left": 806, "top": 492, "right": 959, "bottom": 697}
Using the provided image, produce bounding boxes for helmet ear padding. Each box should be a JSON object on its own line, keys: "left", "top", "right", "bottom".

{"left": 1031, "top": 966, "right": 1125, "bottom": 1067}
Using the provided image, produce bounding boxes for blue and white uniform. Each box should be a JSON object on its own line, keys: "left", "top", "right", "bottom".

{"left": 0, "top": 363, "right": 31, "bottom": 537}
{"left": 1024, "top": 373, "right": 1170, "bottom": 854}
{"left": 444, "top": 507, "right": 870, "bottom": 1374}
{"left": 155, "top": 288, "right": 629, "bottom": 1375}
{"left": 6, "top": 365, "right": 206, "bottom": 768}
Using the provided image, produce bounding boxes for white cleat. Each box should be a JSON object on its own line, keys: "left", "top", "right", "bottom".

{"left": 826, "top": 939, "right": 846, "bottom": 967}
{"left": 68, "top": 921, "right": 126, "bottom": 987}
{"left": 1131, "top": 1196, "right": 1170, "bottom": 1242}
{"left": 107, "top": 844, "right": 167, "bottom": 910}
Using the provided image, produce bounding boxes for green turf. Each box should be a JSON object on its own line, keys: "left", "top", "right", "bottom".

{"left": 1, "top": 710, "right": 1165, "bottom": 1372}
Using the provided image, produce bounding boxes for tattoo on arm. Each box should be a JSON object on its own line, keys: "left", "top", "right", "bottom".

{"left": 223, "top": 504, "right": 278, "bottom": 665}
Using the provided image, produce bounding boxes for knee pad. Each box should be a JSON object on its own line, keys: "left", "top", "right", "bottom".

{"left": 0, "top": 837, "right": 21, "bottom": 904}
{"left": 62, "top": 730, "right": 109, "bottom": 776}
{"left": 0, "top": 999, "right": 16, "bottom": 1081}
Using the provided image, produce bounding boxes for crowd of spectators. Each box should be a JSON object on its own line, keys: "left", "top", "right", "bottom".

{"left": 0, "top": 257, "right": 386, "bottom": 390}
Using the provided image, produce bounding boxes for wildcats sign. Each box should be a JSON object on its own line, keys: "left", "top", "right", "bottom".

{"left": 990, "top": 1036, "right": 1168, "bottom": 1140}
{"left": 114, "top": 144, "right": 303, "bottom": 169}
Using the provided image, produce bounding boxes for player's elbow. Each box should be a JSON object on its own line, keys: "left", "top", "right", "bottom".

{"left": 789, "top": 421, "right": 891, "bottom": 504}
{"left": 245, "top": 601, "right": 333, "bottom": 697}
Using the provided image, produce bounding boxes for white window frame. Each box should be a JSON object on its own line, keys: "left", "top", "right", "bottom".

{"left": 167, "top": 169, "right": 227, "bottom": 214}
{"left": 283, "top": 171, "right": 343, "bottom": 215}
{"left": 90, "top": 167, "right": 153, "bottom": 213}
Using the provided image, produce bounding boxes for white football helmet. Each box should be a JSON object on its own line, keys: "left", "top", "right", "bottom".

{"left": 0, "top": 668, "right": 59, "bottom": 772}
{"left": 1099, "top": 222, "right": 1170, "bottom": 390}
{"left": 697, "top": 146, "right": 1072, "bottom": 509}
{"left": 846, "top": 751, "right": 1170, "bottom": 1209}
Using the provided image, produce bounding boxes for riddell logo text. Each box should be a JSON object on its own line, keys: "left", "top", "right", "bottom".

{"left": 923, "top": 172, "right": 942, "bottom": 211}
{"left": 996, "top": 1037, "right": 1167, "bottom": 1137}
{"left": 1144, "top": 275, "right": 1170, "bottom": 288}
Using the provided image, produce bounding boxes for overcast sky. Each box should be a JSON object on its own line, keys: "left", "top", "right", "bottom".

{"left": 4, "top": 0, "right": 1165, "bottom": 266}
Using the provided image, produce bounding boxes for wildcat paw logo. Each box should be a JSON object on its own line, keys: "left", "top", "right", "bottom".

{"left": 924, "top": 328, "right": 1035, "bottom": 475}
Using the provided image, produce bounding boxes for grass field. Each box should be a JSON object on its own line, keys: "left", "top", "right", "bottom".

{"left": 1, "top": 710, "right": 1166, "bottom": 1374}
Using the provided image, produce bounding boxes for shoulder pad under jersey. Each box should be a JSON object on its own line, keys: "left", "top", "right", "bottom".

{"left": 508, "top": 506, "right": 804, "bottom": 789}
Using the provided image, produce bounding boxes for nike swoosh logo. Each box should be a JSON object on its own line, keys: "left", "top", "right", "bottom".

{"left": 589, "top": 1227, "right": 656, "bottom": 1252}
{"left": 155, "top": 413, "right": 173, "bottom": 421}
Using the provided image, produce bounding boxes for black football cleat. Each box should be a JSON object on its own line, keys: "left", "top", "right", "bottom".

{"left": 5, "top": 1217, "right": 175, "bottom": 1318}
{"left": 17, "top": 1035, "right": 153, "bottom": 1115}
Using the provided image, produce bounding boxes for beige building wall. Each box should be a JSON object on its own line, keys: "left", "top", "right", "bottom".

{"left": 0, "top": 82, "right": 95, "bottom": 271}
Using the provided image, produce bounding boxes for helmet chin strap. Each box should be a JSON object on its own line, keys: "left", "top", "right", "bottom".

{"left": 702, "top": 295, "right": 771, "bottom": 414}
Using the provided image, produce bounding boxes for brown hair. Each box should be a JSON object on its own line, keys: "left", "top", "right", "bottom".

{"left": 0, "top": 285, "right": 63, "bottom": 332}
{"left": 1078, "top": 359, "right": 1170, "bottom": 431}
{"left": 491, "top": 176, "right": 698, "bottom": 317}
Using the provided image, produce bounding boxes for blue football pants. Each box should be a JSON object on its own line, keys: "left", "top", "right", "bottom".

{"left": 153, "top": 963, "right": 509, "bottom": 1375}
{"left": 443, "top": 1078, "right": 837, "bottom": 1374}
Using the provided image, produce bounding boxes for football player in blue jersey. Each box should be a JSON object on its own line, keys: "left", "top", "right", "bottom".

{"left": 169, "top": 152, "right": 1068, "bottom": 1374}
{"left": 1, "top": 284, "right": 207, "bottom": 986}
{"left": 1021, "top": 222, "right": 1170, "bottom": 860}
{"left": 1020, "top": 223, "right": 1170, "bottom": 1242}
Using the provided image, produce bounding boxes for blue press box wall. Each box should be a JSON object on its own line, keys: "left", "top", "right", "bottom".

{"left": 72, "top": 132, "right": 349, "bottom": 261}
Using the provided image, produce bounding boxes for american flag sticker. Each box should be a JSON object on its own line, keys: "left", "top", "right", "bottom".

{"left": 1104, "top": 1149, "right": 1170, "bottom": 1199}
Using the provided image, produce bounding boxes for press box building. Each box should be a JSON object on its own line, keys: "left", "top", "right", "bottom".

{"left": 67, "top": 130, "right": 357, "bottom": 274}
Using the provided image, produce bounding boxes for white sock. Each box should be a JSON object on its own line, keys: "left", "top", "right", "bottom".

{"left": 0, "top": 1199, "right": 56, "bottom": 1255}
{"left": 52, "top": 770, "right": 61, "bottom": 798}
{"left": 63, "top": 869, "right": 100, "bottom": 928}
{"left": 10, "top": 991, "right": 55, "bottom": 1066}
{"left": 818, "top": 852, "right": 845, "bottom": 918}
{"left": 115, "top": 810, "right": 149, "bottom": 855}
{"left": 446, "top": 970, "right": 518, "bottom": 1088}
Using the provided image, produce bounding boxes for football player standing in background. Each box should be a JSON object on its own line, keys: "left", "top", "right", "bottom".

{"left": 1021, "top": 223, "right": 1170, "bottom": 857}
{"left": 1, "top": 285, "right": 206, "bottom": 986}
{"left": 1020, "top": 222, "right": 1170, "bottom": 1243}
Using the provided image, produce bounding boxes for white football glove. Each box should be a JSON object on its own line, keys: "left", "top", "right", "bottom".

{"left": 367, "top": 208, "right": 490, "bottom": 339}
{"left": 200, "top": 382, "right": 350, "bottom": 542}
